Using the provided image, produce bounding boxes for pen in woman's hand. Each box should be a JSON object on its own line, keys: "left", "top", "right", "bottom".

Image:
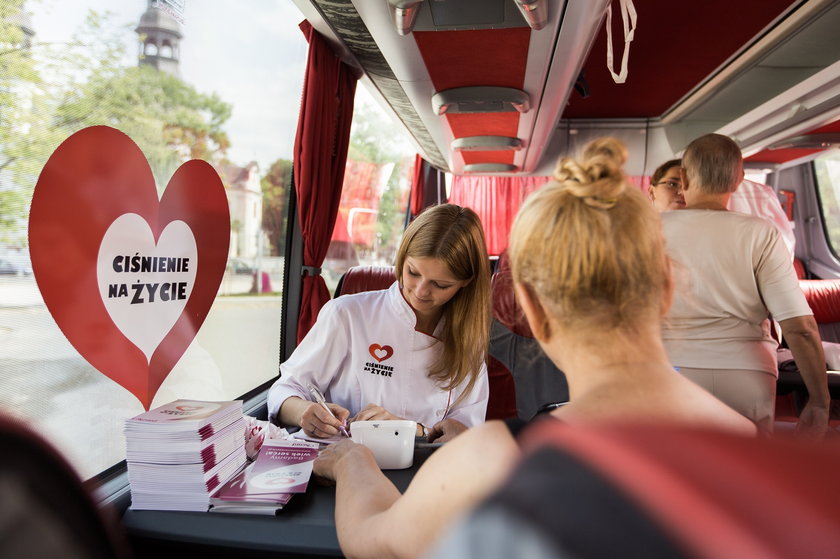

{"left": 307, "top": 383, "right": 350, "bottom": 437}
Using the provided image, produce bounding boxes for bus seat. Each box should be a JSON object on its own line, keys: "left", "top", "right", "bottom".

{"left": 776, "top": 279, "right": 840, "bottom": 429}
{"left": 489, "top": 252, "right": 569, "bottom": 420}
{"left": 799, "top": 279, "right": 840, "bottom": 343}
{"left": 434, "top": 423, "right": 840, "bottom": 559}
{"left": 334, "top": 265, "right": 395, "bottom": 297}
{"left": 0, "top": 412, "right": 129, "bottom": 559}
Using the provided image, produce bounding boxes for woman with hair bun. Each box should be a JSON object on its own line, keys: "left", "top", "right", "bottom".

{"left": 312, "top": 140, "right": 755, "bottom": 559}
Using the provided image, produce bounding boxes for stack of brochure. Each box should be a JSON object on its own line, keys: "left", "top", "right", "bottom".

{"left": 209, "top": 439, "right": 319, "bottom": 515}
{"left": 125, "top": 399, "right": 247, "bottom": 512}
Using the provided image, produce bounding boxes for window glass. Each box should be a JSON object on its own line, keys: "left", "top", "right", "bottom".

{"left": 323, "top": 89, "right": 416, "bottom": 294}
{"left": 0, "top": 0, "right": 306, "bottom": 479}
{"left": 814, "top": 151, "right": 840, "bottom": 257}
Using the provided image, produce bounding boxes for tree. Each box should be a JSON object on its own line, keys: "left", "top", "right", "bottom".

{"left": 0, "top": 7, "right": 232, "bottom": 243}
{"left": 54, "top": 63, "right": 232, "bottom": 190}
{"left": 0, "top": 0, "right": 58, "bottom": 242}
{"left": 50, "top": 9, "right": 231, "bottom": 190}
{"left": 261, "top": 158, "right": 292, "bottom": 255}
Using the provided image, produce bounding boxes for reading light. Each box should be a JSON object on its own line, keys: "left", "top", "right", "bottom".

{"left": 432, "top": 87, "right": 530, "bottom": 115}
{"left": 463, "top": 163, "right": 518, "bottom": 173}
{"left": 513, "top": 0, "right": 548, "bottom": 31}
{"left": 451, "top": 136, "right": 523, "bottom": 151}
{"left": 387, "top": 0, "right": 426, "bottom": 36}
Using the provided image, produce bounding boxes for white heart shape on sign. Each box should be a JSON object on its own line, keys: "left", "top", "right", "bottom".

{"left": 97, "top": 213, "right": 198, "bottom": 363}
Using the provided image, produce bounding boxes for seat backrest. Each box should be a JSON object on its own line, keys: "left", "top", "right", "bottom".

{"left": 491, "top": 251, "right": 532, "bottom": 338}
{"left": 432, "top": 423, "right": 840, "bottom": 559}
{"left": 799, "top": 279, "right": 840, "bottom": 343}
{"left": 0, "top": 412, "right": 129, "bottom": 559}
{"left": 488, "top": 253, "right": 569, "bottom": 420}
{"left": 334, "top": 265, "right": 395, "bottom": 297}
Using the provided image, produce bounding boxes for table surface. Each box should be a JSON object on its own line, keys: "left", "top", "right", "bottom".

{"left": 122, "top": 445, "right": 438, "bottom": 557}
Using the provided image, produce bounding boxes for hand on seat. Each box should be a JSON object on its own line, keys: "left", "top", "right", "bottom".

{"left": 795, "top": 401, "right": 830, "bottom": 441}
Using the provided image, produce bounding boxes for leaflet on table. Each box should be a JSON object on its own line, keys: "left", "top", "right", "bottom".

{"left": 211, "top": 439, "right": 319, "bottom": 504}
{"left": 125, "top": 399, "right": 243, "bottom": 440}
{"left": 291, "top": 429, "right": 345, "bottom": 445}
{"left": 126, "top": 417, "right": 246, "bottom": 463}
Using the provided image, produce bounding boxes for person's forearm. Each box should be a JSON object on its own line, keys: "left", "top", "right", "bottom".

{"left": 278, "top": 396, "right": 307, "bottom": 427}
{"left": 781, "top": 317, "right": 830, "bottom": 406}
{"left": 333, "top": 448, "right": 404, "bottom": 558}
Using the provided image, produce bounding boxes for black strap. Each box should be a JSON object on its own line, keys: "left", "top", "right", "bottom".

{"left": 483, "top": 446, "right": 688, "bottom": 558}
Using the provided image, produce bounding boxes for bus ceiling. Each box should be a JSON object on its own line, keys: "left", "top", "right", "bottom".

{"left": 293, "top": 0, "right": 840, "bottom": 176}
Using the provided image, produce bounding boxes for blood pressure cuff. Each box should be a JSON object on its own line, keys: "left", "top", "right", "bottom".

{"left": 430, "top": 423, "right": 840, "bottom": 559}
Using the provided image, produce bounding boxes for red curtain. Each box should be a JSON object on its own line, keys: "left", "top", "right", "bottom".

{"left": 410, "top": 154, "right": 425, "bottom": 217}
{"left": 293, "top": 21, "right": 359, "bottom": 343}
{"left": 448, "top": 175, "right": 550, "bottom": 256}
{"left": 408, "top": 156, "right": 448, "bottom": 220}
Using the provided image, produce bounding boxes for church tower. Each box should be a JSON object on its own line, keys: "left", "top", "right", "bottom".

{"left": 135, "top": 1, "right": 182, "bottom": 77}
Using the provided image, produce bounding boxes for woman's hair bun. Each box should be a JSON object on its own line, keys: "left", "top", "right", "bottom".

{"left": 552, "top": 138, "right": 628, "bottom": 209}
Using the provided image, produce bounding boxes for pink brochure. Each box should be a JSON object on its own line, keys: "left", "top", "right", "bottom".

{"left": 212, "top": 439, "right": 319, "bottom": 502}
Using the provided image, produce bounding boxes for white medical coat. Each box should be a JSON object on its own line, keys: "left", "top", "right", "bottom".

{"left": 267, "top": 282, "right": 489, "bottom": 428}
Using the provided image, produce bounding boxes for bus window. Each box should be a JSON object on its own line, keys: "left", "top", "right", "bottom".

{"left": 814, "top": 151, "right": 840, "bottom": 258}
{"left": 323, "top": 89, "right": 416, "bottom": 294}
{"left": 0, "top": 0, "right": 307, "bottom": 480}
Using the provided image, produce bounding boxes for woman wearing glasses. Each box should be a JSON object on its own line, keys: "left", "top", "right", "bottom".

{"left": 648, "top": 159, "right": 685, "bottom": 212}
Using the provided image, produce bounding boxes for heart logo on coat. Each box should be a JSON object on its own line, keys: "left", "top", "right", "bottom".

{"left": 368, "top": 344, "right": 394, "bottom": 363}
{"left": 29, "top": 126, "right": 230, "bottom": 409}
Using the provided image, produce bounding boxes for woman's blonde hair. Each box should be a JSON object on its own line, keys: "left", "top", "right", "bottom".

{"left": 395, "top": 204, "right": 490, "bottom": 397}
{"left": 508, "top": 139, "right": 668, "bottom": 335}
{"left": 581, "top": 137, "right": 628, "bottom": 168}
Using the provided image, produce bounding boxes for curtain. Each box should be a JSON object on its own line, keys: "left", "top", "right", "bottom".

{"left": 448, "top": 175, "right": 550, "bottom": 256}
{"left": 408, "top": 155, "right": 448, "bottom": 221}
{"left": 293, "top": 21, "right": 359, "bottom": 343}
{"left": 410, "top": 154, "right": 425, "bottom": 218}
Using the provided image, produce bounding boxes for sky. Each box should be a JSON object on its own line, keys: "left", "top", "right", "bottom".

{"left": 30, "top": 0, "right": 310, "bottom": 170}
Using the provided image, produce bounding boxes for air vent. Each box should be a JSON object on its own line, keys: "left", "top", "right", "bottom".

{"left": 432, "top": 87, "right": 530, "bottom": 115}
{"left": 451, "top": 136, "right": 523, "bottom": 151}
{"left": 463, "top": 163, "right": 518, "bottom": 173}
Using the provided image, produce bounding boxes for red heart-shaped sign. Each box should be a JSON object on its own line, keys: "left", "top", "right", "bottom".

{"left": 29, "top": 126, "right": 230, "bottom": 409}
{"left": 368, "top": 344, "right": 394, "bottom": 363}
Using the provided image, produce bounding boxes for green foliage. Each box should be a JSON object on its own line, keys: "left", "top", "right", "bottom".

{"left": 0, "top": 0, "right": 50, "bottom": 242}
{"left": 54, "top": 64, "right": 231, "bottom": 190}
{"left": 374, "top": 171, "right": 407, "bottom": 261}
{"left": 260, "top": 158, "right": 292, "bottom": 255}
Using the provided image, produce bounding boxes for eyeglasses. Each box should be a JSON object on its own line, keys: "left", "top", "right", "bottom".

{"left": 653, "top": 180, "right": 681, "bottom": 190}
